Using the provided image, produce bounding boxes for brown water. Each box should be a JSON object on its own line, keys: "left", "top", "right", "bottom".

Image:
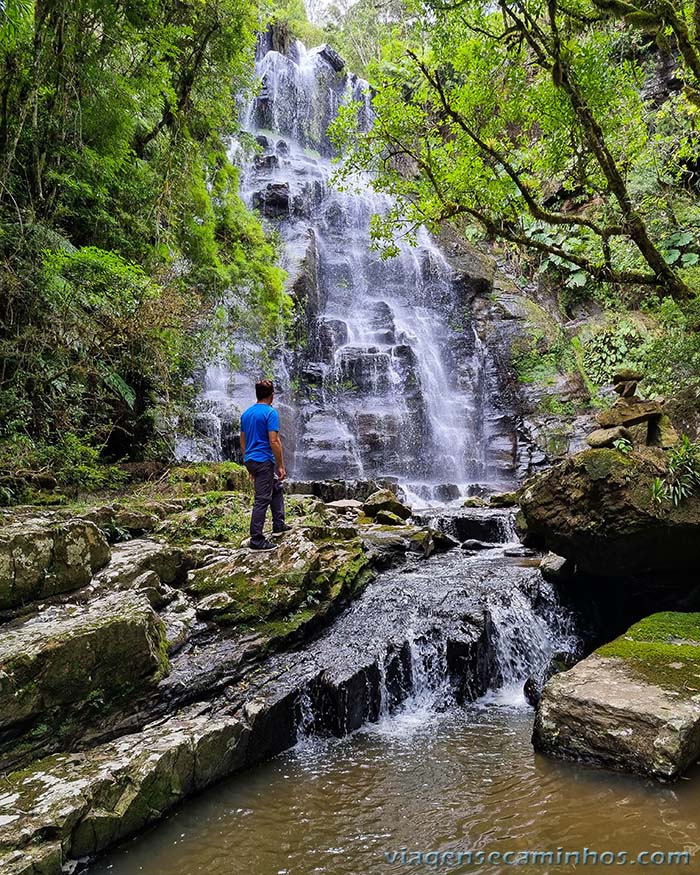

{"left": 91, "top": 699, "right": 700, "bottom": 875}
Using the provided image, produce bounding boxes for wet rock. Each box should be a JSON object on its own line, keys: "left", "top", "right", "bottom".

{"left": 0, "top": 592, "right": 169, "bottom": 735}
{"left": 489, "top": 491, "right": 520, "bottom": 508}
{"left": 0, "top": 519, "right": 110, "bottom": 611}
{"left": 429, "top": 529, "right": 460, "bottom": 552}
{"left": 0, "top": 706, "right": 250, "bottom": 872}
{"left": 520, "top": 448, "right": 700, "bottom": 578}
{"left": 539, "top": 552, "right": 573, "bottom": 582}
{"left": 413, "top": 508, "right": 514, "bottom": 544}
{"left": 461, "top": 539, "right": 493, "bottom": 551}
{"left": 253, "top": 182, "right": 291, "bottom": 217}
{"left": 286, "top": 479, "right": 395, "bottom": 503}
{"left": 533, "top": 612, "right": 700, "bottom": 779}
{"left": 586, "top": 426, "right": 632, "bottom": 449}
{"left": 463, "top": 497, "right": 488, "bottom": 508}
{"left": 318, "top": 44, "right": 345, "bottom": 72}
{"left": 363, "top": 489, "right": 412, "bottom": 521}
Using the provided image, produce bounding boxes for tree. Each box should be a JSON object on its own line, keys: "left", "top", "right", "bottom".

{"left": 334, "top": 0, "right": 699, "bottom": 299}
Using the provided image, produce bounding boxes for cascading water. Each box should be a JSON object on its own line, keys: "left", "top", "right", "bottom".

{"left": 180, "top": 33, "right": 518, "bottom": 500}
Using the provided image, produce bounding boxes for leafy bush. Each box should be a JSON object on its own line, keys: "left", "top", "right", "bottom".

{"left": 580, "top": 319, "right": 647, "bottom": 386}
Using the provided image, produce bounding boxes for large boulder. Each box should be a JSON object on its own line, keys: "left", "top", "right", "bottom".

{"left": 533, "top": 612, "right": 700, "bottom": 779}
{"left": 0, "top": 592, "right": 169, "bottom": 734}
{"left": 0, "top": 519, "right": 110, "bottom": 611}
{"left": 519, "top": 448, "right": 700, "bottom": 578}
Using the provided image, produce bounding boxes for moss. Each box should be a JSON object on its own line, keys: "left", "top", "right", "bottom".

{"left": 598, "top": 612, "right": 700, "bottom": 696}
{"left": 577, "top": 448, "right": 633, "bottom": 480}
{"left": 168, "top": 462, "right": 250, "bottom": 495}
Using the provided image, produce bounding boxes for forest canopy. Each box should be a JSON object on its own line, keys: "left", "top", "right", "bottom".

{"left": 0, "top": 0, "right": 287, "bottom": 489}
{"left": 332, "top": 0, "right": 700, "bottom": 302}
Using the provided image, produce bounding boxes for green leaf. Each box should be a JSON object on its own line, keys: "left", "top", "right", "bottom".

{"left": 101, "top": 370, "right": 136, "bottom": 409}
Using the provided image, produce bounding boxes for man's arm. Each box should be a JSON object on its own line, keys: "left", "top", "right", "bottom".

{"left": 240, "top": 431, "right": 253, "bottom": 481}
{"left": 268, "top": 431, "right": 286, "bottom": 481}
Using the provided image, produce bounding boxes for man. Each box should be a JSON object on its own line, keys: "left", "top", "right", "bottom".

{"left": 240, "top": 379, "right": 290, "bottom": 551}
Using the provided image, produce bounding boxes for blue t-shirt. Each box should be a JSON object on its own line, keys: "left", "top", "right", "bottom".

{"left": 241, "top": 403, "right": 280, "bottom": 463}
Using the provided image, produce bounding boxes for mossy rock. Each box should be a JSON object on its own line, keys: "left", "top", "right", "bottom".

{"left": 520, "top": 448, "right": 700, "bottom": 577}
{"left": 0, "top": 519, "right": 111, "bottom": 611}
{"left": 597, "top": 612, "right": 700, "bottom": 695}
{"left": 185, "top": 531, "right": 371, "bottom": 627}
{"left": 0, "top": 592, "right": 168, "bottom": 734}
{"left": 534, "top": 612, "right": 700, "bottom": 779}
{"left": 168, "top": 462, "right": 251, "bottom": 495}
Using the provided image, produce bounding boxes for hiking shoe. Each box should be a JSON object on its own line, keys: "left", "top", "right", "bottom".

{"left": 250, "top": 539, "right": 277, "bottom": 552}
{"left": 272, "top": 524, "right": 292, "bottom": 536}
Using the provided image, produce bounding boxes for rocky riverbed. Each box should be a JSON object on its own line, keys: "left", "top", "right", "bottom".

{"left": 1, "top": 466, "right": 553, "bottom": 874}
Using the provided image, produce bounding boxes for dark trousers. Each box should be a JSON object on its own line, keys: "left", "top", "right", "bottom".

{"left": 245, "top": 460, "right": 285, "bottom": 546}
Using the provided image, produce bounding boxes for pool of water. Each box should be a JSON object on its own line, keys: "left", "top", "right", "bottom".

{"left": 91, "top": 697, "right": 700, "bottom": 875}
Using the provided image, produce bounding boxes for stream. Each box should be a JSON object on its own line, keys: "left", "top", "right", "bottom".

{"left": 90, "top": 527, "right": 700, "bottom": 875}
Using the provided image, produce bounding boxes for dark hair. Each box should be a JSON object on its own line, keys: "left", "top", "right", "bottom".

{"left": 255, "top": 379, "right": 274, "bottom": 400}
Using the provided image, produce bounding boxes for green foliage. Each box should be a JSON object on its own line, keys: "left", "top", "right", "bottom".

{"left": 580, "top": 318, "right": 647, "bottom": 385}
{"left": 332, "top": 0, "right": 692, "bottom": 298}
{"left": 663, "top": 435, "right": 700, "bottom": 506}
{"left": 0, "top": 0, "right": 289, "bottom": 475}
{"left": 612, "top": 438, "right": 633, "bottom": 455}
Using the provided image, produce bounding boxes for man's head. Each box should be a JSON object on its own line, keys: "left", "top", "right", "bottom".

{"left": 255, "top": 379, "right": 274, "bottom": 401}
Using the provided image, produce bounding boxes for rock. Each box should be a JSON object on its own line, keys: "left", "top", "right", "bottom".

{"left": 197, "top": 591, "right": 235, "bottom": 619}
{"left": 374, "top": 510, "right": 404, "bottom": 526}
{"left": 613, "top": 368, "right": 643, "bottom": 383}
{"left": 519, "top": 448, "right": 700, "bottom": 578}
{"left": 413, "top": 508, "right": 514, "bottom": 544}
{"left": 325, "top": 499, "right": 363, "bottom": 510}
{"left": 318, "top": 44, "right": 345, "bottom": 72}
{"left": 252, "top": 182, "right": 290, "bottom": 217}
{"left": 362, "top": 489, "right": 412, "bottom": 521}
{"left": 647, "top": 413, "right": 679, "bottom": 448}
{"left": 533, "top": 612, "right": 700, "bottom": 780}
{"left": 585, "top": 426, "right": 632, "bottom": 448}
{"left": 184, "top": 531, "right": 371, "bottom": 625}
{"left": 461, "top": 539, "right": 493, "bottom": 551}
{"left": 489, "top": 491, "right": 520, "bottom": 508}
{"left": 94, "top": 539, "right": 184, "bottom": 591}
{"left": 596, "top": 398, "right": 663, "bottom": 429}
{"left": 614, "top": 380, "right": 639, "bottom": 397}
{"left": 539, "top": 552, "right": 573, "bottom": 582}
{"left": 0, "top": 706, "right": 250, "bottom": 872}
{"left": 0, "top": 592, "right": 169, "bottom": 734}
{"left": 0, "top": 519, "right": 110, "bottom": 611}
{"left": 429, "top": 529, "right": 460, "bottom": 552}
{"left": 286, "top": 479, "right": 393, "bottom": 503}
{"left": 463, "top": 497, "right": 487, "bottom": 508}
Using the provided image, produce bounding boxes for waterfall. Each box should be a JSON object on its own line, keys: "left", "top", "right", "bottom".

{"left": 179, "top": 34, "right": 517, "bottom": 499}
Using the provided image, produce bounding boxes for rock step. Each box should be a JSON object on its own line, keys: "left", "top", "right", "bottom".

{"left": 533, "top": 611, "right": 700, "bottom": 779}
{"left": 0, "top": 592, "right": 169, "bottom": 738}
{"left": 0, "top": 519, "right": 110, "bottom": 612}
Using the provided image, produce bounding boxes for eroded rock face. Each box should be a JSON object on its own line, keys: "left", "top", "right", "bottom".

{"left": 519, "top": 448, "right": 700, "bottom": 578}
{"left": 0, "top": 592, "right": 169, "bottom": 735}
{"left": 0, "top": 519, "right": 110, "bottom": 611}
{"left": 533, "top": 612, "right": 700, "bottom": 779}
